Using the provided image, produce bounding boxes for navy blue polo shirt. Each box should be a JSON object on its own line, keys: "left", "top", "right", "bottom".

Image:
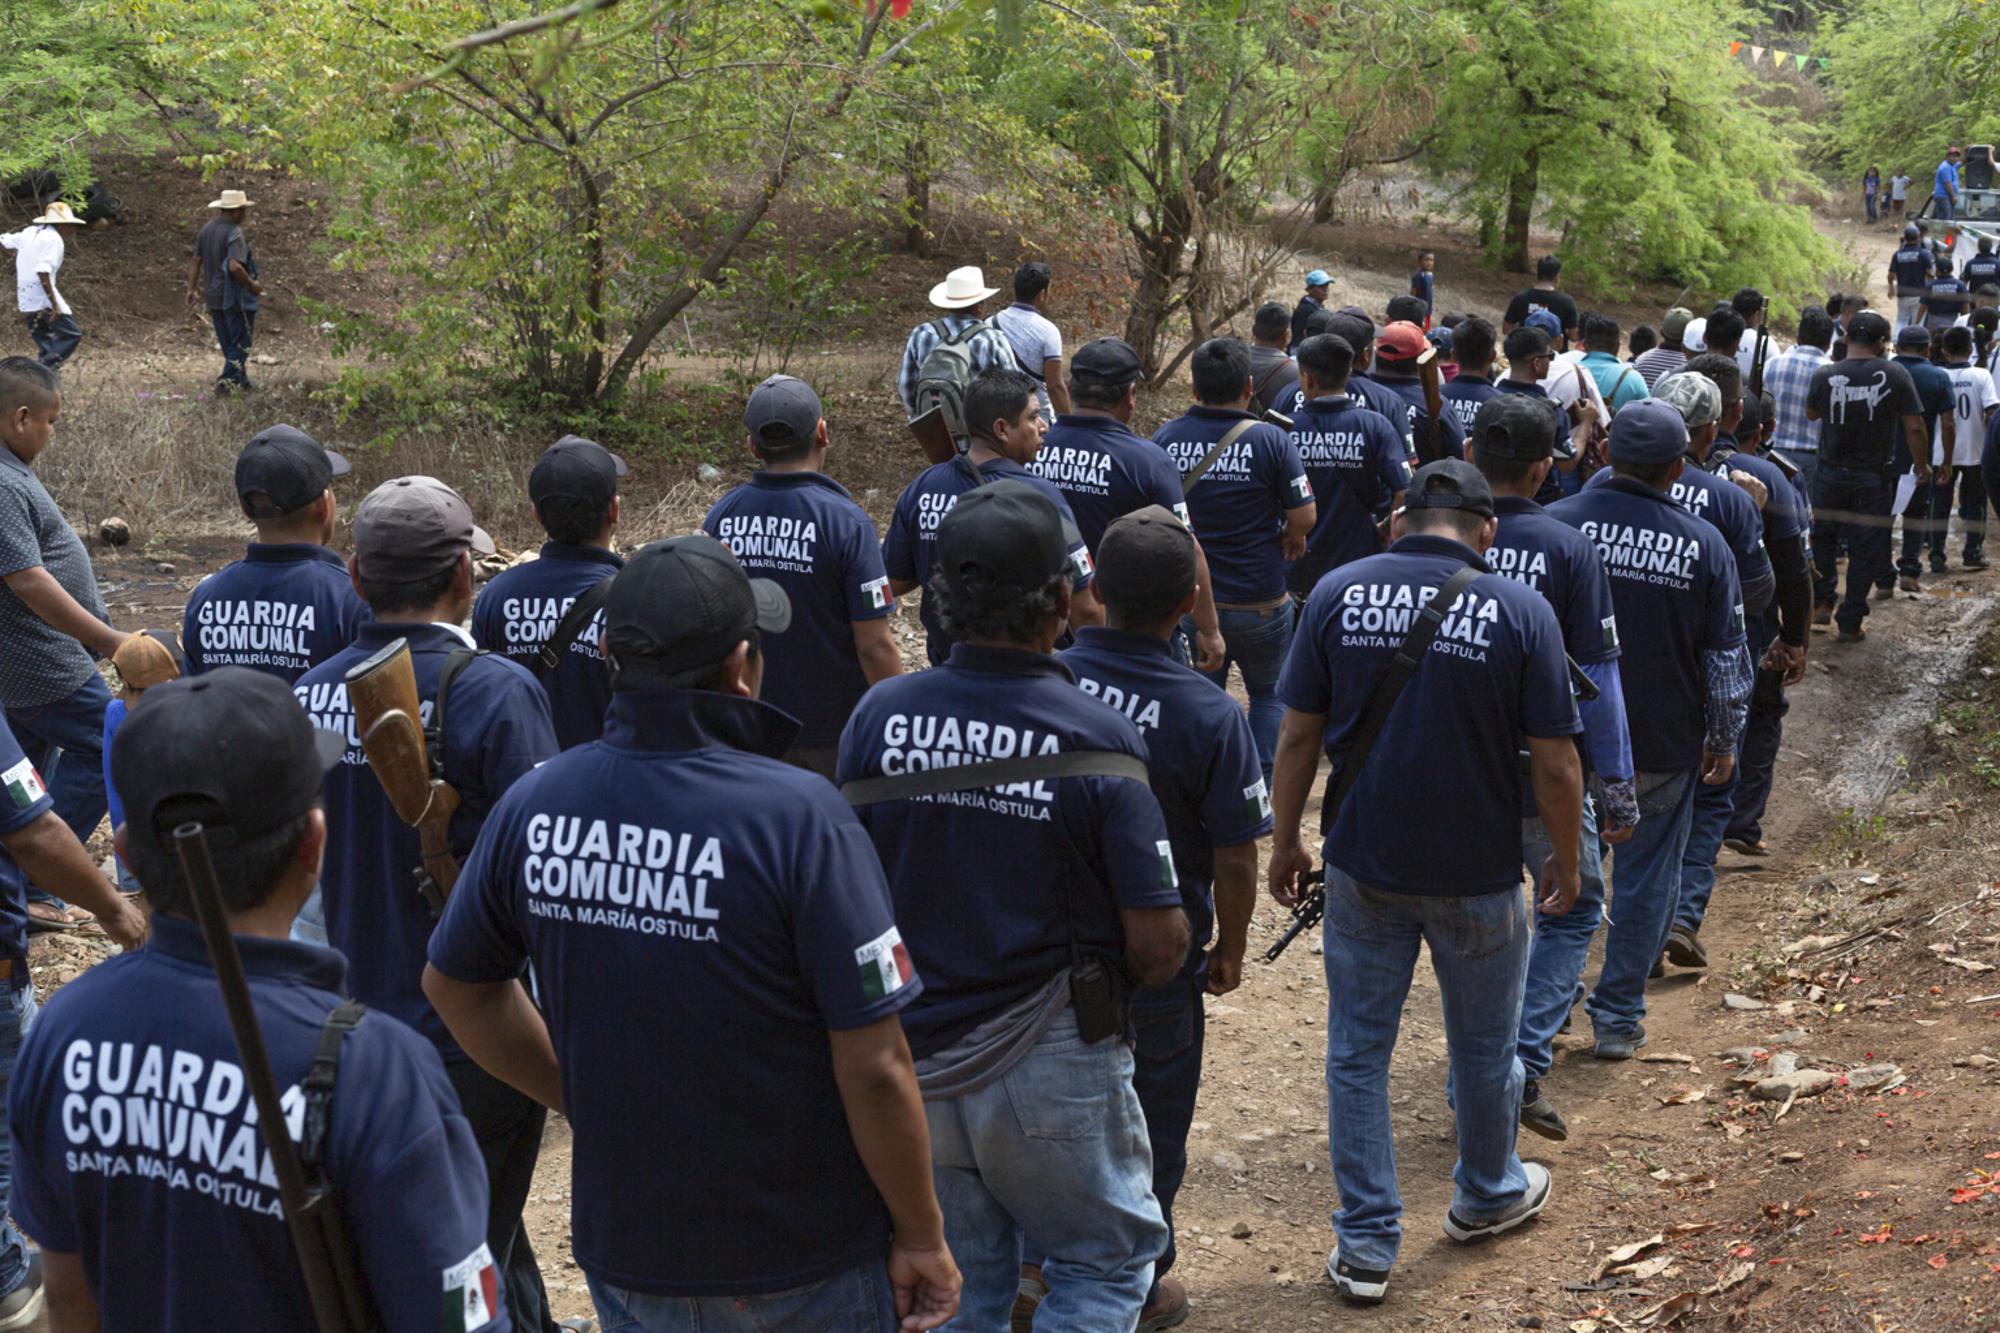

{"left": 1278, "top": 535, "right": 1580, "bottom": 895}
{"left": 1370, "top": 372, "right": 1466, "bottom": 461}
{"left": 1347, "top": 373, "right": 1418, "bottom": 452}
{"left": 8, "top": 915, "right": 500, "bottom": 1333}
{"left": 431, "top": 688, "right": 913, "bottom": 1296}
{"left": 1494, "top": 379, "right": 1570, "bottom": 505}
{"left": 1028, "top": 414, "right": 1190, "bottom": 553}
{"left": 1285, "top": 394, "right": 1412, "bottom": 595}
{"left": 1709, "top": 439, "right": 1806, "bottom": 545}
{"left": 1550, "top": 477, "right": 1746, "bottom": 773}
{"left": 1964, "top": 253, "right": 2000, "bottom": 290}
{"left": 704, "top": 471, "right": 891, "bottom": 751}
{"left": 837, "top": 644, "right": 1181, "bottom": 1059}
{"left": 294, "top": 622, "right": 557, "bottom": 1057}
{"left": 882, "top": 455, "right": 1095, "bottom": 665}
{"left": 1487, "top": 495, "right": 1621, "bottom": 665}
{"left": 0, "top": 716, "right": 50, "bottom": 988}
{"left": 1153, "top": 406, "right": 1312, "bottom": 604}
{"left": 1585, "top": 457, "right": 1770, "bottom": 597}
{"left": 1924, "top": 276, "right": 1970, "bottom": 326}
{"left": 1441, "top": 372, "right": 1500, "bottom": 434}
{"left": 1892, "top": 353, "right": 1956, "bottom": 469}
{"left": 1889, "top": 244, "right": 1935, "bottom": 290}
{"left": 471, "top": 543, "right": 622, "bottom": 751}
{"left": 182, "top": 544, "right": 369, "bottom": 685}
{"left": 1059, "top": 628, "right": 1271, "bottom": 972}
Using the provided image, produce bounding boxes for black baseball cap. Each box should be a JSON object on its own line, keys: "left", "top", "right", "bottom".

{"left": 352, "top": 476, "right": 495, "bottom": 583}
{"left": 1070, "top": 337, "right": 1145, "bottom": 386}
{"left": 1895, "top": 323, "right": 1931, "bottom": 349}
{"left": 1402, "top": 459, "right": 1495, "bottom": 518}
{"left": 743, "top": 375, "right": 824, "bottom": 452}
{"left": 1095, "top": 505, "right": 1196, "bottom": 613}
{"left": 1847, "top": 311, "right": 1893, "bottom": 346}
{"left": 235, "top": 425, "right": 350, "bottom": 516}
{"left": 529, "top": 435, "right": 627, "bottom": 510}
{"left": 113, "top": 668, "right": 343, "bottom": 852}
{"left": 602, "top": 535, "right": 790, "bottom": 686}
{"left": 1326, "top": 312, "right": 1376, "bottom": 349}
{"left": 1470, "top": 395, "right": 1561, "bottom": 463}
{"left": 935, "top": 481, "right": 1068, "bottom": 606}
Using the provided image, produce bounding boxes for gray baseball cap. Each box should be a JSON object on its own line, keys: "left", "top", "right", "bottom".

{"left": 1653, "top": 372, "right": 1722, "bottom": 430}
{"left": 352, "top": 476, "right": 494, "bottom": 584}
{"left": 743, "top": 375, "right": 824, "bottom": 453}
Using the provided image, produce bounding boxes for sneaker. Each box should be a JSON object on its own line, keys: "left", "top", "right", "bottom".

{"left": 1723, "top": 836, "right": 1768, "bottom": 857}
{"left": 1012, "top": 1265, "right": 1046, "bottom": 1332}
{"left": 1965, "top": 553, "right": 1990, "bottom": 571}
{"left": 1873, "top": 583, "right": 1896, "bottom": 600}
{"left": 1836, "top": 625, "right": 1868, "bottom": 643}
{"left": 1520, "top": 1081, "right": 1570, "bottom": 1142}
{"left": 1663, "top": 926, "right": 1708, "bottom": 969}
{"left": 1649, "top": 955, "right": 1666, "bottom": 979}
{"left": 0, "top": 1254, "right": 44, "bottom": 1332}
{"left": 1594, "top": 1023, "right": 1648, "bottom": 1060}
{"left": 1930, "top": 561, "right": 1949, "bottom": 576}
{"left": 557, "top": 1321, "right": 597, "bottom": 1333}
{"left": 1899, "top": 574, "right": 1923, "bottom": 593}
{"left": 1444, "top": 1163, "right": 1553, "bottom": 1243}
{"left": 1326, "top": 1247, "right": 1389, "bottom": 1305}
{"left": 1811, "top": 604, "right": 1833, "bottom": 626}
{"left": 1138, "top": 1275, "right": 1191, "bottom": 1331}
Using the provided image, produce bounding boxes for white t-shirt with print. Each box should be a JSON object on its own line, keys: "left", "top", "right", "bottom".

{"left": 1939, "top": 363, "right": 2000, "bottom": 467}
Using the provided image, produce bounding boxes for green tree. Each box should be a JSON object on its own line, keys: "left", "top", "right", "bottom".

{"left": 1428, "top": 0, "right": 1841, "bottom": 305}
{"left": 1823, "top": 0, "right": 2000, "bottom": 179}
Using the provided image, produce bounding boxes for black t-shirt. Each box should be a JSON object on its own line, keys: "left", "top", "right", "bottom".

{"left": 1504, "top": 288, "right": 1580, "bottom": 337}
{"left": 1806, "top": 356, "right": 1922, "bottom": 470}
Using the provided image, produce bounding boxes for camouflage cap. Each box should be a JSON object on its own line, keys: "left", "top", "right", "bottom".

{"left": 1653, "top": 372, "right": 1722, "bottom": 430}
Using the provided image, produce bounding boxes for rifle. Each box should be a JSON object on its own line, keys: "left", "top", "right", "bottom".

{"left": 1749, "top": 296, "right": 1771, "bottom": 400}
{"left": 344, "top": 638, "right": 459, "bottom": 913}
{"left": 1416, "top": 346, "right": 1447, "bottom": 465}
{"left": 1264, "top": 867, "right": 1325, "bottom": 963}
{"left": 173, "top": 824, "right": 377, "bottom": 1333}
{"left": 908, "top": 406, "right": 958, "bottom": 466}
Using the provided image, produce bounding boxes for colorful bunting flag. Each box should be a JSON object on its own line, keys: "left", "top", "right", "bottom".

{"left": 1729, "top": 40, "right": 1743, "bottom": 56}
{"left": 1750, "top": 44, "right": 1765, "bottom": 63}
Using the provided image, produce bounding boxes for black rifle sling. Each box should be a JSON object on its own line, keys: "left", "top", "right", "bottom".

{"left": 1320, "top": 563, "right": 1483, "bottom": 827}
{"left": 1180, "top": 419, "right": 1260, "bottom": 495}
{"left": 425, "top": 646, "right": 487, "bottom": 781}
{"left": 299, "top": 1000, "right": 367, "bottom": 1181}
{"left": 841, "top": 750, "right": 1149, "bottom": 806}
{"left": 534, "top": 578, "right": 613, "bottom": 680}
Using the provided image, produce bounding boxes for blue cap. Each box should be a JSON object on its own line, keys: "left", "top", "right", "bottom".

{"left": 1607, "top": 399, "right": 1690, "bottom": 467}
{"left": 1304, "top": 269, "right": 1332, "bottom": 288}
{"left": 1524, "top": 309, "right": 1563, "bottom": 339}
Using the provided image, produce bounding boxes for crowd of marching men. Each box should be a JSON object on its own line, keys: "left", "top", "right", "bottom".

{"left": 0, "top": 239, "right": 1989, "bottom": 1333}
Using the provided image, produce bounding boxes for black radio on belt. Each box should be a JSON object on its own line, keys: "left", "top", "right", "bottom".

{"left": 1070, "top": 955, "right": 1129, "bottom": 1044}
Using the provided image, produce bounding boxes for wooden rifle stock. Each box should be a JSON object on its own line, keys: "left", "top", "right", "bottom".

{"left": 173, "top": 824, "right": 377, "bottom": 1333}
{"left": 343, "top": 639, "right": 460, "bottom": 912}
{"left": 1417, "top": 354, "right": 1447, "bottom": 465}
{"left": 908, "top": 406, "right": 958, "bottom": 466}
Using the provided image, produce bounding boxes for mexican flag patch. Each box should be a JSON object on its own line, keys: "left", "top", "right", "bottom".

{"left": 1288, "top": 473, "right": 1313, "bottom": 503}
{"left": 856, "top": 926, "right": 914, "bottom": 1000}
{"left": 1069, "top": 546, "right": 1095, "bottom": 582}
{"left": 862, "top": 575, "right": 892, "bottom": 611}
{"left": 1157, "top": 840, "right": 1180, "bottom": 893}
{"left": 2, "top": 759, "right": 46, "bottom": 813}
{"left": 1601, "top": 615, "right": 1620, "bottom": 654}
{"left": 441, "top": 1242, "right": 498, "bottom": 1331}
{"left": 1243, "top": 779, "right": 1272, "bottom": 822}
{"left": 1171, "top": 502, "right": 1193, "bottom": 529}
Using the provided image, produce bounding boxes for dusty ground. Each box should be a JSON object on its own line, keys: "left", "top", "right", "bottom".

{"left": 16, "top": 155, "right": 2000, "bottom": 1331}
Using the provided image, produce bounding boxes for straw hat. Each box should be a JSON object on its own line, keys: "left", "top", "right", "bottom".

{"left": 31, "top": 202, "right": 83, "bottom": 226}
{"left": 928, "top": 266, "right": 999, "bottom": 310}
{"left": 207, "top": 189, "right": 254, "bottom": 210}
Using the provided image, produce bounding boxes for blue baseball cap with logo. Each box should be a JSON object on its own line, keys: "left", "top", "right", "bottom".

{"left": 1608, "top": 399, "right": 1690, "bottom": 467}
{"left": 1304, "top": 269, "right": 1332, "bottom": 288}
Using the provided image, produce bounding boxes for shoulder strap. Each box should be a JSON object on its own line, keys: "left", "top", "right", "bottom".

{"left": 299, "top": 999, "right": 367, "bottom": 1179}
{"left": 1322, "top": 563, "right": 1483, "bottom": 824}
{"left": 1609, "top": 366, "right": 1637, "bottom": 401}
{"left": 1252, "top": 358, "right": 1296, "bottom": 401}
{"left": 426, "top": 646, "right": 488, "bottom": 776}
{"left": 841, "top": 750, "right": 1149, "bottom": 806}
{"left": 534, "top": 578, "right": 613, "bottom": 679}
{"left": 1181, "top": 418, "right": 1260, "bottom": 494}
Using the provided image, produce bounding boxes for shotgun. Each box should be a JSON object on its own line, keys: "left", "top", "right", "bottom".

{"left": 343, "top": 639, "right": 459, "bottom": 914}
{"left": 908, "top": 406, "right": 958, "bottom": 466}
{"left": 173, "top": 824, "right": 377, "bottom": 1333}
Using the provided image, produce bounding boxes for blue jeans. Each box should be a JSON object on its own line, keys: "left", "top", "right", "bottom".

{"left": 1585, "top": 772, "right": 1696, "bottom": 1039}
{"left": 586, "top": 1261, "right": 895, "bottom": 1332}
{"left": 25, "top": 312, "right": 82, "bottom": 370}
{"left": 1934, "top": 195, "right": 1955, "bottom": 222}
{"left": 927, "top": 1012, "right": 1163, "bottom": 1331}
{"left": 2, "top": 673, "right": 113, "bottom": 908}
{"left": 1187, "top": 603, "right": 1293, "bottom": 781}
{"left": 1673, "top": 743, "right": 1739, "bottom": 936}
{"left": 208, "top": 306, "right": 250, "bottom": 385}
{"left": 1920, "top": 467, "right": 1987, "bottom": 562}
{"left": 0, "top": 985, "right": 39, "bottom": 1298}
{"left": 1130, "top": 969, "right": 1205, "bottom": 1296}
{"left": 1865, "top": 191, "right": 1879, "bottom": 222}
{"left": 1321, "top": 870, "right": 1530, "bottom": 1271}
{"left": 1727, "top": 645, "right": 1790, "bottom": 848}
{"left": 1810, "top": 465, "right": 1893, "bottom": 632}
{"left": 1516, "top": 796, "right": 1606, "bottom": 1081}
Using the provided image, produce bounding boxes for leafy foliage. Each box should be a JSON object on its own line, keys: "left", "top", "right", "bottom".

{"left": 1822, "top": 0, "right": 2000, "bottom": 179}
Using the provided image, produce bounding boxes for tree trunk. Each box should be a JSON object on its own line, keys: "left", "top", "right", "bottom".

{"left": 1125, "top": 248, "right": 1176, "bottom": 378}
{"left": 1503, "top": 145, "right": 1539, "bottom": 274}
{"left": 1311, "top": 189, "right": 1334, "bottom": 225}
{"left": 903, "top": 133, "right": 932, "bottom": 257}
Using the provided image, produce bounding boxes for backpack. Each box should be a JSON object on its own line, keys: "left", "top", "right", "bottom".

{"left": 913, "top": 319, "right": 995, "bottom": 439}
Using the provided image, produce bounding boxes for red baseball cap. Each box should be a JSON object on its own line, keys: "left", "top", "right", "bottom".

{"left": 1375, "top": 320, "right": 1437, "bottom": 365}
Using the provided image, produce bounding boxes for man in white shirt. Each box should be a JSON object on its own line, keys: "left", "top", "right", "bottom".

{"left": 1934, "top": 325, "right": 2000, "bottom": 569}
{"left": 1, "top": 203, "right": 86, "bottom": 371}
{"left": 992, "top": 261, "right": 1069, "bottom": 424}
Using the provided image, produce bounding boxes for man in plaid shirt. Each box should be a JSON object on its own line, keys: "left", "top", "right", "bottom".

{"left": 896, "top": 265, "right": 1021, "bottom": 418}
{"left": 1765, "top": 307, "right": 1833, "bottom": 492}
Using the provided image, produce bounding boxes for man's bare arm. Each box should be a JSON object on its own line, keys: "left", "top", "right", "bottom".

{"left": 2, "top": 567, "right": 121, "bottom": 659}
{"left": 420, "top": 968, "right": 564, "bottom": 1112}
{"left": 852, "top": 616, "right": 905, "bottom": 686}
{"left": 43, "top": 1250, "right": 99, "bottom": 1333}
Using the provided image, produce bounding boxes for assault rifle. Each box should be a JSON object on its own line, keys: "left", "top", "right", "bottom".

{"left": 345, "top": 638, "right": 459, "bottom": 913}
{"left": 174, "top": 824, "right": 377, "bottom": 1333}
{"left": 1264, "top": 867, "right": 1326, "bottom": 963}
{"left": 1748, "top": 295, "right": 1771, "bottom": 400}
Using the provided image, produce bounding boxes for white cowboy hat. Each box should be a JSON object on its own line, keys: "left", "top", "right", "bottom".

{"left": 207, "top": 189, "right": 254, "bottom": 210}
{"left": 928, "top": 266, "right": 999, "bottom": 310}
{"left": 31, "top": 202, "right": 83, "bottom": 226}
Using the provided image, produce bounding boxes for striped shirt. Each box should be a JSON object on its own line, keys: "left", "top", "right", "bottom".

{"left": 1631, "top": 345, "right": 1687, "bottom": 392}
